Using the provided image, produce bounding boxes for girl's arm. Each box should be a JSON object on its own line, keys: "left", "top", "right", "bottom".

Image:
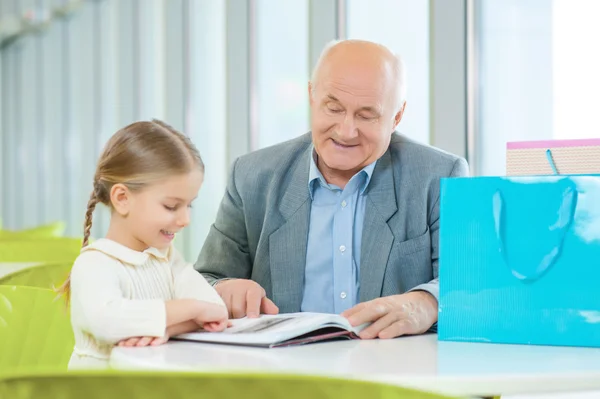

{"left": 166, "top": 320, "right": 201, "bottom": 336}
{"left": 170, "top": 247, "right": 227, "bottom": 307}
{"left": 70, "top": 252, "right": 225, "bottom": 345}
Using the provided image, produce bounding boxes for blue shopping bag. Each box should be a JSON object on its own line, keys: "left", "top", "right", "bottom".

{"left": 438, "top": 175, "right": 600, "bottom": 347}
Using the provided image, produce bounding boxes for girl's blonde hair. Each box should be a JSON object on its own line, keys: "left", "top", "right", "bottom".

{"left": 56, "top": 119, "right": 204, "bottom": 304}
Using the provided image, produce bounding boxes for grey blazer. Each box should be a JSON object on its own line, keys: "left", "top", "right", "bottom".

{"left": 195, "top": 132, "right": 469, "bottom": 313}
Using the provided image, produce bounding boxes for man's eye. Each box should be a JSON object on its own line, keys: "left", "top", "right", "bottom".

{"left": 327, "top": 106, "right": 343, "bottom": 113}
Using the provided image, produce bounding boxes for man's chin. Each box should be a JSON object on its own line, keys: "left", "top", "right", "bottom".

{"left": 321, "top": 159, "right": 364, "bottom": 173}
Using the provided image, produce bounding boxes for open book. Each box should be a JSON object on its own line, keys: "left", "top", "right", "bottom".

{"left": 174, "top": 312, "right": 369, "bottom": 348}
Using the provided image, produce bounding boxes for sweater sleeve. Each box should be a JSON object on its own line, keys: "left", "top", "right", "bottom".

{"left": 70, "top": 251, "right": 167, "bottom": 344}
{"left": 170, "top": 247, "right": 226, "bottom": 306}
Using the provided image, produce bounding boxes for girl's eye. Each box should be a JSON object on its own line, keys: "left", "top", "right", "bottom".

{"left": 164, "top": 205, "right": 177, "bottom": 211}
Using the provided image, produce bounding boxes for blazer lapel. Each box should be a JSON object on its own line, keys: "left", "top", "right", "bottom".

{"left": 269, "top": 146, "right": 312, "bottom": 313}
{"left": 360, "top": 150, "right": 398, "bottom": 302}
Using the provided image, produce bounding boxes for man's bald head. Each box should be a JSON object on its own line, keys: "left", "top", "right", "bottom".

{"left": 307, "top": 39, "right": 408, "bottom": 187}
{"left": 310, "top": 39, "right": 406, "bottom": 110}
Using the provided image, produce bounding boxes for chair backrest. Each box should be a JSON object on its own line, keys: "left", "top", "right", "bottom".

{"left": 0, "top": 262, "right": 72, "bottom": 289}
{"left": 0, "top": 239, "right": 81, "bottom": 263}
{"left": 0, "top": 371, "right": 463, "bottom": 399}
{"left": 0, "top": 286, "right": 73, "bottom": 373}
{"left": 0, "top": 221, "right": 66, "bottom": 240}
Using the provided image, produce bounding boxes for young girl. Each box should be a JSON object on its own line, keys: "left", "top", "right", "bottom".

{"left": 58, "top": 119, "right": 228, "bottom": 369}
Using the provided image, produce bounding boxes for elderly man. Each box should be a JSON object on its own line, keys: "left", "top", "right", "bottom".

{"left": 195, "top": 39, "right": 468, "bottom": 339}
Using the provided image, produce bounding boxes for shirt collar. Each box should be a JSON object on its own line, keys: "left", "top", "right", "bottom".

{"left": 82, "top": 238, "right": 171, "bottom": 266}
{"left": 308, "top": 147, "right": 377, "bottom": 200}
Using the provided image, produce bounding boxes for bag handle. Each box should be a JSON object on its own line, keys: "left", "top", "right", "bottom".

{"left": 545, "top": 149, "right": 560, "bottom": 175}
{"left": 493, "top": 181, "right": 577, "bottom": 282}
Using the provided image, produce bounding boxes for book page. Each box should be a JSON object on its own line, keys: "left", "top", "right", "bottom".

{"left": 224, "top": 315, "right": 302, "bottom": 334}
{"left": 175, "top": 312, "right": 355, "bottom": 346}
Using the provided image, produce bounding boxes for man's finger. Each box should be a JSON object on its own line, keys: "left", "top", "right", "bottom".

{"left": 246, "top": 287, "right": 264, "bottom": 318}
{"left": 230, "top": 292, "right": 248, "bottom": 319}
{"left": 260, "top": 297, "right": 279, "bottom": 315}
{"left": 358, "top": 311, "right": 398, "bottom": 339}
{"left": 378, "top": 318, "right": 414, "bottom": 339}
{"left": 224, "top": 292, "right": 235, "bottom": 319}
{"left": 340, "top": 302, "right": 366, "bottom": 319}
{"left": 346, "top": 302, "right": 388, "bottom": 327}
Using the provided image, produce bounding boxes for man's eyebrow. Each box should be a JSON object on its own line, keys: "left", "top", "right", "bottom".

{"left": 325, "top": 94, "right": 380, "bottom": 114}
{"left": 357, "top": 105, "right": 380, "bottom": 114}
{"left": 325, "top": 94, "right": 341, "bottom": 103}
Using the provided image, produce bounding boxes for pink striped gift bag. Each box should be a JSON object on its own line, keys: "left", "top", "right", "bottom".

{"left": 506, "top": 138, "right": 600, "bottom": 176}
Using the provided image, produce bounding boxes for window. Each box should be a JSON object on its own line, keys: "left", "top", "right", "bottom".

{"left": 475, "top": 0, "right": 600, "bottom": 176}
{"left": 0, "top": 0, "right": 227, "bottom": 262}
{"left": 346, "top": 0, "right": 430, "bottom": 145}
{"left": 254, "top": 0, "right": 310, "bottom": 149}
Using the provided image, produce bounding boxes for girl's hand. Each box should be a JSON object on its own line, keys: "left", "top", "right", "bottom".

{"left": 202, "top": 319, "right": 231, "bottom": 332}
{"left": 194, "top": 301, "right": 229, "bottom": 326}
{"left": 115, "top": 302, "right": 229, "bottom": 347}
{"left": 117, "top": 335, "right": 168, "bottom": 347}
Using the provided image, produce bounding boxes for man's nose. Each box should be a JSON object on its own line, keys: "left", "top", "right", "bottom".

{"left": 338, "top": 114, "right": 358, "bottom": 140}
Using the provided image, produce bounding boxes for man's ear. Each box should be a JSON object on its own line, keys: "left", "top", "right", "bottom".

{"left": 110, "top": 183, "right": 131, "bottom": 216}
{"left": 393, "top": 101, "right": 407, "bottom": 129}
{"left": 308, "top": 81, "right": 314, "bottom": 106}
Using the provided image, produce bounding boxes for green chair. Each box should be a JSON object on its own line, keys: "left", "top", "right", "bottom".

{"left": 0, "top": 262, "right": 72, "bottom": 289}
{"left": 0, "top": 221, "right": 66, "bottom": 240}
{"left": 0, "top": 286, "right": 73, "bottom": 373}
{"left": 0, "top": 239, "right": 81, "bottom": 263}
{"left": 0, "top": 371, "right": 464, "bottom": 399}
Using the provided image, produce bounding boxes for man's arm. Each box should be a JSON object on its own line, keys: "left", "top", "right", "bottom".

{"left": 195, "top": 158, "right": 253, "bottom": 284}
{"left": 408, "top": 157, "right": 470, "bottom": 332}
{"left": 410, "top": 156, "right": 471, "bottom": 301}
{"left": 342, "top": 156, "right": 470, "bottom": 338}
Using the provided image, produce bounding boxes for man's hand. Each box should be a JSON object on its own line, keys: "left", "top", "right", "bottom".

{"left": 341, "top": 291, "right": 438, "bottom": 339}
{"left": 215, "top": 279, "right": 279, "bottom": 319}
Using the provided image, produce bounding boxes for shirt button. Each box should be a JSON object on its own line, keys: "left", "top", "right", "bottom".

{"left": 339, "top": 245, "right": 346, "bottom": 253}
{"left": 340, "top": 292, "right": 347, "bottom": 299}
{"left": 341, "top": 200, "right": 347, "bottom": 208}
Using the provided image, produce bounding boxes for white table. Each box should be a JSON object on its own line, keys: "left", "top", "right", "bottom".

{"left": 110, "top": 334, "right": 600, "bottom": 398}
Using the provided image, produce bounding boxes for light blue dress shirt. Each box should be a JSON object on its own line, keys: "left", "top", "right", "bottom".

{"left": 300, "top": 150, "right": 377, "bottom": 314}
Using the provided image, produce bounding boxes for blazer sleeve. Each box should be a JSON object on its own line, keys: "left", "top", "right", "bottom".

{"left": 409, "top": 157, "right": 470, "bottom": 303}
{"left": 194, "top": 157, "right": 253, "bottom": 284}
